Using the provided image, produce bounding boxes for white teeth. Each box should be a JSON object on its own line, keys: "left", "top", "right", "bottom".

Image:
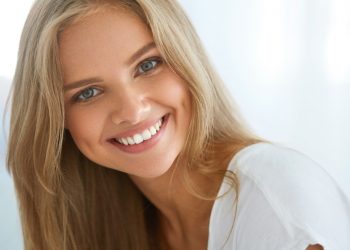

{"left": 115, "top": 116, "right": 166, "bottom": 146}
{"left": 133, "top": 134, "right": 143, "bottom": 144}
{"left": 121, "top": 138, "right": 128, "bottom": 145}
{"left": 149, "top": 126, "right": 157, "bottom": 135}
{"left": 127, "top": 137, "right": 135, "bottom": 145}
{"left": 142, "top": 129, "right": 152, "bottom": 140}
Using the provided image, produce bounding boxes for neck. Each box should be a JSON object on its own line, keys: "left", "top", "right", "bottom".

{"left": 128, "top": 161, "right": 226, "bottom": 249}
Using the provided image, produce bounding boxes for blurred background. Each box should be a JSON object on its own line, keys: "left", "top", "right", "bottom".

{"left": 1, "top": 0, "right": 349, "bottom": 249}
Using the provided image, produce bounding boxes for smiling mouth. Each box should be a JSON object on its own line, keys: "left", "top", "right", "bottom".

{"left": 110, "top": 114, "right": 168, "bottom": 146}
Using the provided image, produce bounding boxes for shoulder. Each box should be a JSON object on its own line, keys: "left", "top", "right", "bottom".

{"left": 229, "top": 142, "right": 349, "bottom": 221}
{"left": 230, "top": 142, "right": 327, "bottom": 177}
{"left": 229, "top": 142, "right": 340, "bottom": 198}
{"left": 225, "top": 142, "right": 350, "bottom": 249}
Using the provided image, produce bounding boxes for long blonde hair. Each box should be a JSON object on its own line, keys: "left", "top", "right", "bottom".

{"left": 6, "top": 0, "right": 264, "bottom": 249}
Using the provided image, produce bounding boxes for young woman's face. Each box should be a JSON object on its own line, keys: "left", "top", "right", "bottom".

{"left": 60, "top": 8, "right": 192, "bottom": 178}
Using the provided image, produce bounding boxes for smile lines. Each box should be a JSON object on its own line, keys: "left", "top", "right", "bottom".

{"left": 114, "top": 118, "right": 163, "bottom": 145}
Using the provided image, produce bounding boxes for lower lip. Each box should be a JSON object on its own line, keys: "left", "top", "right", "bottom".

{"left": 109, "top": 114, "right": 170, "bottom": 154}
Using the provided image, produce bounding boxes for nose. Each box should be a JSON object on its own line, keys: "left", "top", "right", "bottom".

{"left": 110, "top": 87, "right": 151, "bottom": 126}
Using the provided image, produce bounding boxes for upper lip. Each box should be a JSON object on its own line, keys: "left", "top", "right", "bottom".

{"left": 107, "top": 114, "right": 166, "bottom": 141}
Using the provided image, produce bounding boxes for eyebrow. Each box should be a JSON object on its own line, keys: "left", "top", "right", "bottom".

{"left": 126, "top": 41, "right": 156, "bottom": 65}
{"left": 64, "top": 77, "right": 103, "bottom": 92}
{"left": 63, "top": 41, "right": 157, "bottom": 92}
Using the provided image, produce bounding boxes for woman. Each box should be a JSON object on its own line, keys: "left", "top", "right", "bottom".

{"left": 6, "top": 0, "right": 349, "bottom": 249}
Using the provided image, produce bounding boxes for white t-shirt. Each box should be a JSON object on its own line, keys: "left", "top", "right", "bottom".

{"left": 208, "top": 142, "right": 350, "bottom": 250}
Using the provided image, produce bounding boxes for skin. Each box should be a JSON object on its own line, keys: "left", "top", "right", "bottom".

{"left": 60, "top": 7, "right": 217, "bottom": 250}
{"left": 306, "top": 245, "right": 323, "bottom": 250}
{"left": 59, "top": 6, "right": 324, "bottom": 250}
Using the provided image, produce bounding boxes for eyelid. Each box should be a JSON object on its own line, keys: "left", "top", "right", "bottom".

{"left": 72, "top": 86, "right": 103, "bottom": 103}
{"left": 134, "top": 56, "right": 163, "bottom": 77}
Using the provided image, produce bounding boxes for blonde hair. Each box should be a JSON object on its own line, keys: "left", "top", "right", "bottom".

{"left": 6, "top": 0, "right": 264, "bottom": 249}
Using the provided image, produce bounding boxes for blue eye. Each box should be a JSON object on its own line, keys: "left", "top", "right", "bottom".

{"left": 136, "top": 58, "right": 162, "bottom": 75}
{"left": 75, "top": 87, "right": 102, "bottom": 102}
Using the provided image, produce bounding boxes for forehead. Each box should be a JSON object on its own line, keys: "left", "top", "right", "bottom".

{"left": 59, "top": 7, "right": 153, "bottom": 83}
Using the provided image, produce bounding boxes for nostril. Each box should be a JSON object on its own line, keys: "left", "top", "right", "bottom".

{"left": 109, "top": 104, "right": 150, "bottom": 126}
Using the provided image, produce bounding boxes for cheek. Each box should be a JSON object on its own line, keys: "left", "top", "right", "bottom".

{"left": 65, "top": 105, "right": 104, "bottom": 151}
{"left": 153, "top": 72, "right": 192, "bottom": 112}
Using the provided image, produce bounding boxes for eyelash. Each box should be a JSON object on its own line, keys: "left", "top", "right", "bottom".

{"left": 73, "top": 57, "right": 163, "bottom": 103}
{"left": 74, "top": 87, "right": 102, "bottom": 102}
{"left": 134, "top": 56, "right": 163, "bottom": 76}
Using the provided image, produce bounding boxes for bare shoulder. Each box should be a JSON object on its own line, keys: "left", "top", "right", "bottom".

{"left": 306, "top": 244, "right": 324, "bottom": 250}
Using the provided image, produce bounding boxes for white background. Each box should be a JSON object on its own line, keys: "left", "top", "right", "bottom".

{"left": 1, "top": 0, "right": 349, "bottom": 249}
